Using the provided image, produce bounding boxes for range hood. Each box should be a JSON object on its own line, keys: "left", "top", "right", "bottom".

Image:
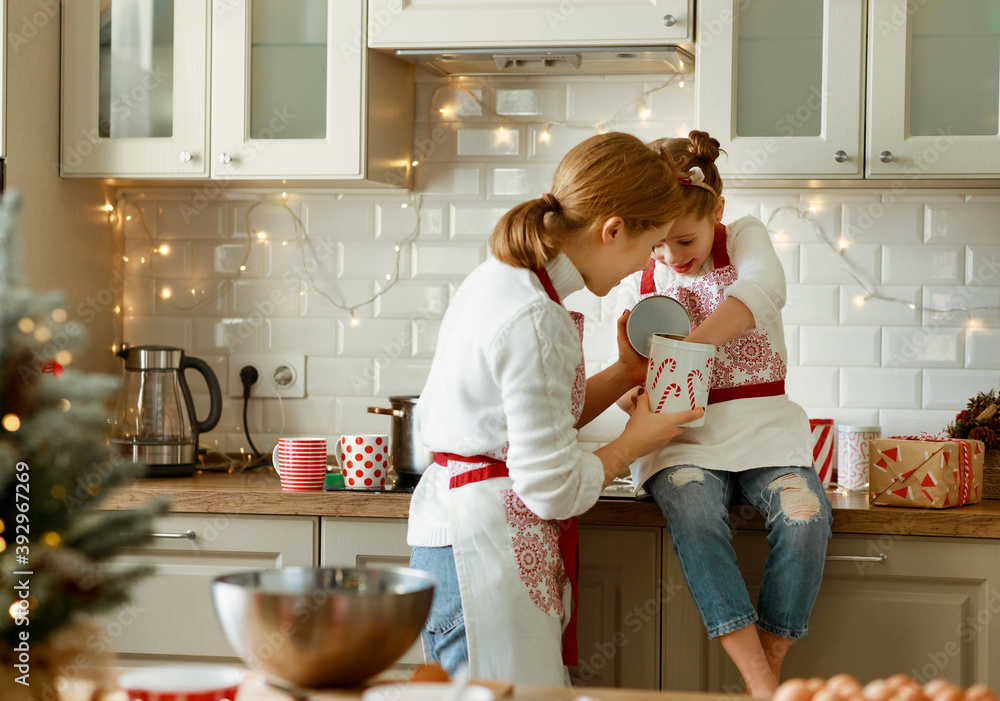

{"left": 392, "top": 46, "right": 694, "bottom": 76}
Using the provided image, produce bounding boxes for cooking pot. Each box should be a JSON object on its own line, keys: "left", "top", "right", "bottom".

{"left": 367, "top": 396, "right": 433, "bottom": 481}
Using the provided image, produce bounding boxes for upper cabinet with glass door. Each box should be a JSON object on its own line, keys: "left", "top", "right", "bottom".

{"left": 367, "top": 0, "right": 693, "bottom": 48}
{"left": 695, "top": 0, "right": 866, "bottom": 180}
{"left": 61, "top": 0, "right": 209, "bottom": 177}
{"left": 62, "top": 0, "right": 414, "bottom": 183}
{"left": 866, "top": 0, "right": 1000, "bottom": 178}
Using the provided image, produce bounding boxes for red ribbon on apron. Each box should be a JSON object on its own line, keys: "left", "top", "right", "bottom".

{"left": 639, "top": 225, "right": 784, "bottom": 405}
{"left": 889, "top": 435, "right": 976, "bottom": 505}
{"left": 432, "top": 266, "right": 582, "bottom": 668}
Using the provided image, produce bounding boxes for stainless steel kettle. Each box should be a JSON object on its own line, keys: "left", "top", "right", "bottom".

{"left": 110, "top": 345, "right": 223, "bottom": 477}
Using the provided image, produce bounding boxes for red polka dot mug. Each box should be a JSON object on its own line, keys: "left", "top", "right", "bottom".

{"left": 340, "top": 434, "right": 389, "bottom": 489}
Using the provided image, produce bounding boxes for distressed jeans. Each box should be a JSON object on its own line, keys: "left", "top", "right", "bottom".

{"left": 646, "top": 464, "right": 832, "bottom": 639}
{"left": 409, "top": 545, "right": 469, "bottom": 674}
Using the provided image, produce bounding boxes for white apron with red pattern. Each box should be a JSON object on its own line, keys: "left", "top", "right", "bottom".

{"left": 639, "top": 223, "right": 786, "bottom": 403}
{"left": 439, "top": 268, "right": 586, "bottom": 687}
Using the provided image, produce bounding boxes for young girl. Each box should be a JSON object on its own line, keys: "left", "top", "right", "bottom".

{"left": 407, "top": 132, "right": 704, "bottom": 687}
{"left": 617, "top": 131, "right": 832, "bottom": 696}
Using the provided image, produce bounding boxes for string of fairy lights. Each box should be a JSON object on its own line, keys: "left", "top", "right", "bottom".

{"left": 103, "top": 75, "right": 994, "bottom": 357}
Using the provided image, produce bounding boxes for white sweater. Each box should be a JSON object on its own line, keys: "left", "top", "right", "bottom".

{"left": 407, "top": 254, "right": 605, "bottom": 548}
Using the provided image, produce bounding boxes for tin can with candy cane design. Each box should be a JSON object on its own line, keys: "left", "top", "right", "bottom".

{"left": 837, "top": 425, "right": 881, "bottom": 491}
{"left": 646, "top": 334, "right": 714, "bottom": 428}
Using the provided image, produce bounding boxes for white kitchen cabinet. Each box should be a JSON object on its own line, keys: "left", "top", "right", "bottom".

{"left": 570, "top": 525, "right": 663, "bottom": 690}
{"left": 105, "top": 513, "right": 317, "bottom": 663}
{"left": 61, "top": 0, "right": 413, "bottom": 183}
{"left": 320, "top": 517, "right": 424, "bottom": 667}
{"left": 664, "top": 531, "right": 1000, "bottom": 691}
{"left": 694, "top": 0, "right": 866, "bottom": 180}
{"left": 367, "top": 0, "right": 693, "bottom": 49}
{"left": 696, "top": 0, "right": 1000, "bottom": 179}
{"left": 866, "top": 0, "right": 1000, "bottom": 178}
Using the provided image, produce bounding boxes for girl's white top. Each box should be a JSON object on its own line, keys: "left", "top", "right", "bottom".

{"left": 407, "top": 253, "right": 605, "bottom": 548}
{"left": 618, "top": 215, "right": 813, "bottom": 488}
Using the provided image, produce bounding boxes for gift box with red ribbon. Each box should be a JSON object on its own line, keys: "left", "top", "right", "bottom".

{"left": 869, "top": 436, "right": 986, "bottom": 508}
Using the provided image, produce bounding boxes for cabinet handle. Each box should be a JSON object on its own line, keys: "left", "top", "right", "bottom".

{"left": 662, "top": 14, "right": 676, "bottom": 26}
{"left": 879, "top": 150, "right": 893, "bottom": 163}
{"left": 150, "top": 530, "right": 196, "bottom": 540}
{"left": 219, "top": 153, "right": 233, "bottom": 165}
{"left": 179, "top": 151, "right": 193, "bottom": 163}
{"left": 825, "top": 553, "right": 887, "bottom": 563}
{"left": 834, "top": 150, "right": 848, "bottom": 163}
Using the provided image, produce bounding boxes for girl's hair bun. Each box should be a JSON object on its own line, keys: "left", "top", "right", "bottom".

{"left": 687, "top": 130, "right": 721, "bottom": 164}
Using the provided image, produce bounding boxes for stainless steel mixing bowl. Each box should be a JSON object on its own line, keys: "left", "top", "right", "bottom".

{"left": 211, "top": 566, "right": 435, "bottom": 688}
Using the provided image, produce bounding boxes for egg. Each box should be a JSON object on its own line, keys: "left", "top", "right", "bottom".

{"left": 808, "top": 678, "right": 829, "bottom": 694}
{"left": 894, "top": 684, "right": 930, "bottom": 701}
{"left": 774, "top": 678, "right": 814, "bottom": 701}
{"left": 887, "top": 675, "right": 918, "bottom": 690}
{"left": 863, "top": 680, "right": 896, "bottom": 701}
{"left": 411, "top": 663, "right": 450, "bottom": 683}
{"left": 814, "top": 687, "right": 847, "bottom": 701}
{"left": 923, "top": 680, "right": 956, "bottom": 698}
{"left": 827, "top": 674, "right": 864, "bottom": 697}
{"left": 965, "top": 684, "right": 999, "bottom": 701}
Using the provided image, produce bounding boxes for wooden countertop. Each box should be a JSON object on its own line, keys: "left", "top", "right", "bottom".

{"left": 101, "top": 469, "right": 1000, "bottom": 539}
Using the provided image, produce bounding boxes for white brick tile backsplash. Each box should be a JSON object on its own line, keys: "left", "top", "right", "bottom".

{"left": 784, "top": 285, "right": 839, "bottom": 325}
{"left": 843, "top": 201, "right": 922, "bottom": 243}
{"left": 307, "top": 357, "right": 374, "bottom": 397}
{"left": 966, "top": 245, "right": 1000, "bottom": 285}
{"left": 922, "top": 369, "right": 1000, "bottom": 409}
{"left": 926, "top": 203, "right": 1000, "bottom": 243}
{"left": 456, "top": 127, "right": 521, "bottom": 157}
{"left": 121, "top": 76, "right": 1000, "bottom": 440}
{"left": 159, "top": 200, "right": 227, "bottom": 239}
{"left": 416, "top": 163, "right": 485, "bottom": 196}
{"left": 376, "top": 359, "right": 432, "bottom": 397}
{"left": 801, "top": 326, "right": 880, "bottom": 366}
{"left": 877, "top": 409, "right": 957, "bottom": 437}
{"left": 304, "top": 200, "right": 374, "bottom": 239}
{"left": 786, "top": 366, "right": 839, "bottom": 408}
{"left": 124, "top": 316, "right": 191, "bottom": 349}
{"left": 411, "top": 244, "right": 484, "bottom": 279}
{"left": 204, "top": 397, "right": 260, "bottom": 434}
{"left": 883, "top": 244, "right": 964, "bottom": 284}
{"left": 800, "top": 244, "right": 881, "bottom": 285}
{"left": 922, "top": 286, "right": 1000, "bottom": 327}
{"left": 840, "top": 285, "right": 921, "bottom": 325}
{"left": 840, "top": 368, "right": 921, "bottom": 409}
{"left": 155, "top": 280, "right": 226, "bottom": 316}
{"left": 967, "top": 329, "right": 1000, "bottom": 368}
{"left": 338, "top": 319, "right": 412, "bottom": 359}
{"left": 882, "top": 327, "right": 964, "bottom": 368}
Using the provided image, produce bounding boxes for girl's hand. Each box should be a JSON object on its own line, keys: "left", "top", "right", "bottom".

{"left": 615, "top": 309, "right": 647, "bottom": 386}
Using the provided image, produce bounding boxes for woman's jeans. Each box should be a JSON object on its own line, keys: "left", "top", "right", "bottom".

{"left": 409, "top": 545, "right": 468, "bottom": 674}
{"left": 646, "top": 464, "right": 832, "bottom": 640}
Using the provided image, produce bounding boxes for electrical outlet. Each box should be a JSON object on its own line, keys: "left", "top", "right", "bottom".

{"left": 229, "top": 354, "right": 306, "bottom": 398}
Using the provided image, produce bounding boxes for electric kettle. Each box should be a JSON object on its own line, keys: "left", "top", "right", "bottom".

{"left": 110, "top": 345, "right": 223, "bottom": 477}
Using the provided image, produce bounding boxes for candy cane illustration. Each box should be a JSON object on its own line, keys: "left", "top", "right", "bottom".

{"left": 651, "top": 358, "right": 677, "bottom": 390}
{"left": 686, "top": 369, "right": 703, "bottom": 409}
{"left": 656, "top": 383, "right": 682, "bottom": 413}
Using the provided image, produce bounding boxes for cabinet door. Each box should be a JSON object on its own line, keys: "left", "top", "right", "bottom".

{"left": 61, "top": 0, "right": 210, "bottom": 177}
{"left": 210, "top": 0, "right": 365, "bottom": 179}
{"left": 106, "top": 513, "right": 317, "bottom": 661}
{"left": 320, "top": 517, "right": 424, "bottom": 667}
{"left": 867, "top": 0, "right": 1000, "bottom": 177}
{"left": 368, "top": 0, "right": 692, "bottom": 48}
{"left": 710, "top": 533, "right": 1000, "bottom": 689}
{"left": 570, "top": 526, "right": 662, "bottom": 690}
{"left": 695, "top": 0, "right": 865, "bottom": 179}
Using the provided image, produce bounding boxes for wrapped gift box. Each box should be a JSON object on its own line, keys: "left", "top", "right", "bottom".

{"left": 869, "top": 437, "right": 986, "bottom": 508}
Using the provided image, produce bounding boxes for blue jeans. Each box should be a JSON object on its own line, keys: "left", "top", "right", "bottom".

{"left": 647, "top": 464, "right": 832, "bottom": 640}
{"left": 409, "top": 546, "right": 469, "bottom": 674}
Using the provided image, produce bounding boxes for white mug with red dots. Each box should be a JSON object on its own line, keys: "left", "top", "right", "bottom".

{"left": 340, "top": 434, "right": 389, "bottom": 489}
{"left": 271, "top": 437, "right": 328, "bottom": 491}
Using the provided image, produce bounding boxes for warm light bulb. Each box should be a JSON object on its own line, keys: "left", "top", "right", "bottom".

{"left": 34, "top": 327, "right": 52, "bottom": 343}
{"left": 191, "top": 289, "right": 197, "bottom": 295}
{"left": 257, "top": 231, "right": 267, "bottom": 239}
{"left": 350, "top": 315, "right": 360, "bottom": 326}
{"left": 281, "top": 241, "right": 288, "bottom": 246}
{"left": 969, "top": 319, "right": 980, "bottom": 329}
{"left": 113, "top": 305, "right": 121, "bottom": 314}
{"left": 838, "top": 239, "right": 850, "bottom": 250}
{"left": 161, "top": 287, "right": 172, "bottom": 299}
{"left": 540, "top": 130, "right": 551, "bottom": 142}
{"left": 394, "top": 244, "right": 400, "bottom": 252}
{"left": 638, "top": 102, "right": 651, "bottom": 120}
{"left": 125, "top": 215, "right": 132, "bottom": 221}
{"left": 52, "top": 309, "right": 68, "bottom": 323}
{"left": 281, "top": 192, "right": 288, "bottom": 200}
{"left": 9, "top": 601, "right": 27, "bottom": 620}
{"left": 771, "top": 233, "right": 782, "bottom": 241}
{"left": 498, "top": 125, "right": 505, "bottom": 133}
{"left": 105, "top": 204, "right": 114, "bottom": 212}
{"left": 54, "top": 350, "right": 73, "bottom": 366}
{"left": 678, "top": 59, "right": 685, "bottom": 68}
{"left": 42, "top": 532, "right": 62, "bottom": 547}
{"left": 61, "top": 399, "right": 71, "bottom": 412}
{"left": 411, "top": 160, "right": 419, "bottom": 167}
{"left": 2, "top": 414, "right": 21, "bottom": 432}
{"left": 679, "top": 80, "right": 685, "bottom": 88}
{"left": 239, "top": 265, "right": 247, "bottom": 272}
{"left": 158, "top": 244, "right": 170, "bottom": 255}
{"left": 908, "top": 304, "right": 916, "bottom": 310}
{"left": 386, "top": 274, "right": 391, "bottom": 281}
{"left": 18, "top": 317, "right": 35, "bottom": 334}
{"left": 140, "top": 257, "right": 146, "bottom": 264}
{"left": 808, "top": 205, "right": 818, "bottom": 212}
{"left": 854, "top": 295, "right": 867, "bottom": 307}
{"left": 401, "top": 203, "right": 408, "bottom": 209}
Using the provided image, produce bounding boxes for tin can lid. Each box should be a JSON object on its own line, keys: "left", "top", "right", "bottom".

{"left": 838, "top": 425, "right": 881, "bottom": 433}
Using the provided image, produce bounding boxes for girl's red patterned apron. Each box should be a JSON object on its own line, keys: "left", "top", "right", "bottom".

{"left": 432, "top": 267, "right": 585, "bottom": 687}
{"left": 639, "top": 223, "right": 787, "bottom": 403}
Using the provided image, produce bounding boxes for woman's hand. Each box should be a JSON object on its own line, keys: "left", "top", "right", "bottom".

{"left": 613, "top": 309, "right": 648, "bottom": 386}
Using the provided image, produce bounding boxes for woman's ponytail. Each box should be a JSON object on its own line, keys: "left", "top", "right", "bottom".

{"left": 490, "top": 198, "right": 562, "bottom": 270}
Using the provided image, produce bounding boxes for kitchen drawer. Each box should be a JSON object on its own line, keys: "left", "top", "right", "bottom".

{"left": 106, "top": 513, "right": 318, "bottom": 662}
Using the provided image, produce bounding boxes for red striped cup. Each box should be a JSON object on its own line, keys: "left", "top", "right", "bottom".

{"left": 272, "top": 437, "right": 328, "bottom": 491}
